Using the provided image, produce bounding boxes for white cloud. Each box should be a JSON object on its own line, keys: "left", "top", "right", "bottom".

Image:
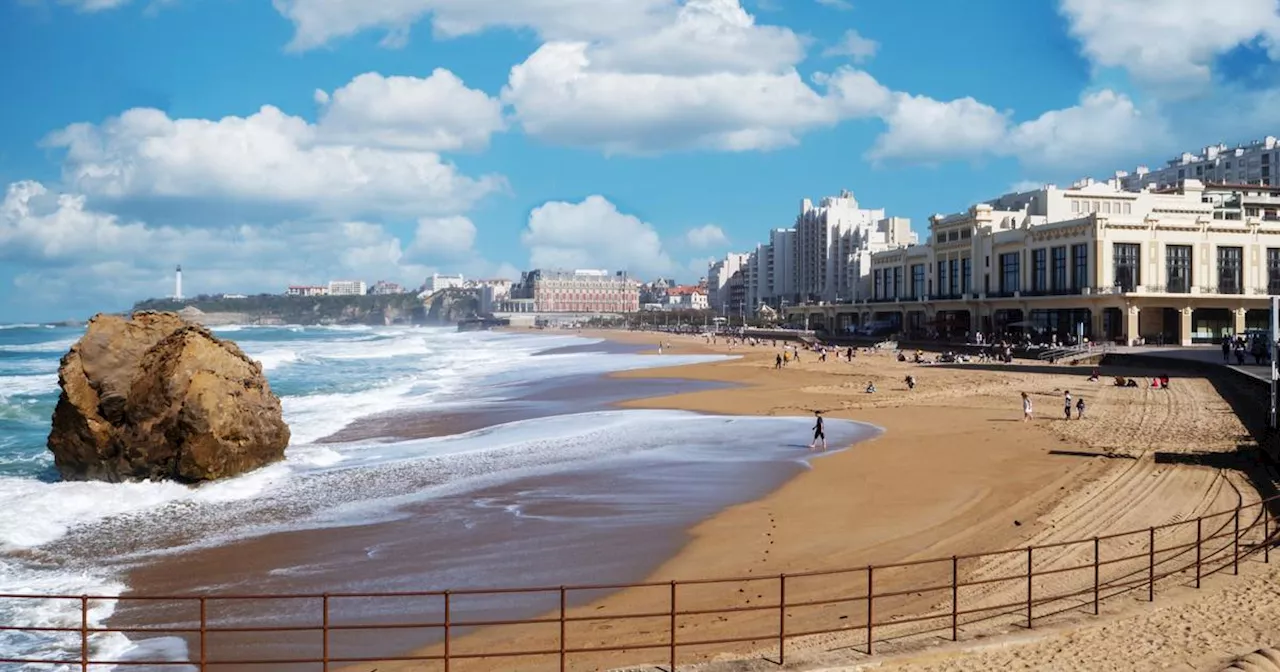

{"left": 1006, "top": 89, "right": 1168, "bottom": 169}
{"left": 408, "top": 216, "right": 477, "bottom": 257}
{"left": 1007, "top": 180, "right": 1047, "bottom": 193}
{"left": 521, "top": 195, "right": 675, "bottom": 276}
{"left": 1058, "top": 0, "right": 1280, "bottom": 91}
{"left": 822, "top": 29, "right": 878, "bottom": 62}
{"left": 273, "top": 0, "right": 674, "bottom": 51}
{"left": 314, "top": 70, "right": 505, "bottom": 152}
{"left": 44, "top": 100, "right": 505, "bottom": 220}
{"left": 0, "top": 180, "right": 443, "bottom": 308}
{"left": 58, "top": 0, "right": 133, "bottom": 10}
{"left": 685, "top": 223, "right": 728, "bottom": 249}
{"left": 815, "top": 0, "right": 852, "bottom": 9}
{"left": 869, "top": 94, "right": 1010, "bottom": 163}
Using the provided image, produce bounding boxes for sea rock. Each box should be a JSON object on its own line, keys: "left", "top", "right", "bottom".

{"left": 47, "top": 311, "right": 290, "bottom": 483}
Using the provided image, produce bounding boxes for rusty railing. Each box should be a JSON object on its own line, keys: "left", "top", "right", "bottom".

{"left": 0, "top": 494, "right": 1276, "bottom": 670}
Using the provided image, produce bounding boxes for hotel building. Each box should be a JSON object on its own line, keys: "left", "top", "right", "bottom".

{"left": 1119, "top": 137, "right": 1280, "bottom": 191}
{"left": 789, "top": 178, "right": 1280, "bottom": 345}
{"left": 501, "top": 269, "right": 640, "bottom": 314}
{"left": 707, "top": 253, "right": 750, "bottom": 314}
{"left": 327, "top": 280, "right": 367, "bottom": 296}
{"left": 792, "top": 190, "right": 916, "bottom": 304}
{"left": 286, "top": 285, "right": 329, "bottom": 297}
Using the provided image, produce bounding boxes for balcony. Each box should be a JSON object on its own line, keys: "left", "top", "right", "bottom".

{"left": 1198, "top": 284, "right": 1243, "bottom": 295}
{"left": 1140, "top": 283, "right": 1191, "bottom": 294}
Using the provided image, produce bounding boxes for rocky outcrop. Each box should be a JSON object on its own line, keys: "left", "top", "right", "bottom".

{"left": 47, "top": 311, "right": 290, "bottom": 483}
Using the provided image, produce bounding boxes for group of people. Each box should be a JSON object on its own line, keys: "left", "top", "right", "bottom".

{"left": 1020, "top": 391, "right": 1085, "bottom": 421}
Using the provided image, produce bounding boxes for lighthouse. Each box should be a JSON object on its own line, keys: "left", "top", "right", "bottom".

{"left": 174, "top": 265, "right": 183, "bottom": 301}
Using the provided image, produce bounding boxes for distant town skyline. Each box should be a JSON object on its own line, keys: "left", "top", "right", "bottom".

{"left": 4, "top": 0, "right": 1280, "bottom": 321}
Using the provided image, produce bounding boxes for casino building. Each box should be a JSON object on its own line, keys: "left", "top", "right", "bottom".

{"left": 788, "top": 178, "right": 1280, "bottom": 346}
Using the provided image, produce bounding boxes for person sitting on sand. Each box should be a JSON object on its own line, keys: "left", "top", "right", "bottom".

{"left": 1022, "top": 392, "right": 1033, "bottom": 422}
{"left": 1126, "top": 378, "right": 1139, "bottom": 388}
{"left": 905, "top": 374, "right": 916, "bottom": 390}
{"left": 1160, "top": 374, "right": 1170, "bottom": 388}
{"left": 1088, "top": 368, "right": 1100, "bottom": 382}
{"left": 866, "top": 382, "right": 877, "bottom": 393}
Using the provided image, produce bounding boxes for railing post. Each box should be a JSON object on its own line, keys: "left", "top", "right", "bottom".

{"left": 1148, "top": 527, "right": 1155, "bottom": 602}
{"left": 778, "top": 574, "right": 786, "bottom": 665}
{"left": 199, "top": 596, "right": 207, "bottom": 671}
{"left": 866, "top": 566, "right": 874, "bottom": 656}
{"left": 444, "top": 591, "right": 451, "bottom": 672}
{"left": 1235, "top": 506, "right": 1242, "bottom": 576}
{"left": 1026, "top": 547, "right": 1033, "bottom": 628}
{"left": 951, "top": 556, "right": 958, "bottom": 642}
{"left": 559, "top": 586, "right": 567, "bottom": 672}
{"left": 669, "top": 581, "right": 677, "bottom": 672}
{"left": 80, "top": 595, "right": 88, "bottom": 672}
{"left": 1093, "top": 537, "right": 1100, "bottom": 616}
{"left": 322, "top": 593, "right": 330, "bottom": 672}
{"left": 1196, "top": 518, "right": 1203, "bottom": 589}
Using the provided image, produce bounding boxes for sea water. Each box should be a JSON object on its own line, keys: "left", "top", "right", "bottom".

{"left": 0, "top": 324, "right": 876, "bottom": 668}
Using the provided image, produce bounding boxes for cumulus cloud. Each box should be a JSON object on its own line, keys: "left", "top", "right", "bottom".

{"left": 685, "top": 224, "right": 728, "bottom": 249}
{"left": 314, "top": 70, "right": 506, "bottom": 152}
{"left": 521, "top": 195, "right": 676, "bottom": 276}
{"left": 823, "top": 29, "right": 878, "bottom": 62}
{"left": 0, "top": 180, "right": 446, "bottom": 310}
{"left": 408, "top": 216, "right": 478, "bottom": 257}
{"left": 273, "top": 0, "right": 673, "bottom": 51}
{"left": 0, "top": 180, "right": 531, "bottom": 319}
{"left": 42, "top": 86, "right": 505, "bottom": 220}
{"left": 1058, "top": 0, "right": 1280, "bottom": 91}
{"left": 869, "top": 94, "right": 1010, "bottom": 163}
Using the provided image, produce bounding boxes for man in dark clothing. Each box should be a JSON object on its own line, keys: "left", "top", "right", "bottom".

{"left": 809, "top": 411, "right": 827, "bottom": 451}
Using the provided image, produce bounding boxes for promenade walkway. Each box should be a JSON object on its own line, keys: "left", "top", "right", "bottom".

{"left": 1111, "top": 345, "right": 1273, "bottom": 384}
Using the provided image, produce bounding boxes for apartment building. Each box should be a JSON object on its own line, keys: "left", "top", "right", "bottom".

{"left": 792, "top": 190, "right": 915, "bottom": 304}
{"left": 503, "top": 269, "right": 639, "bottom": 313}
{"left": 793, "top": 178, "right": 1280, "bottom": 344}
{"left": 1118, "top": 137, "right": 1280, "bottom": 190}
{"left": 707, "top": 253, "right": 750, "bottom": 314}
{"left": 286, "top": 285, "right": 329, "bottom": 297}
{"left": 369, "top": 280, "right": 405, "bottom": 295}
{"left": 423, "top": 273, "right": 466, "bottom": 294}
{"left": 327, "top": 280, "right": 367, "bottom": 296}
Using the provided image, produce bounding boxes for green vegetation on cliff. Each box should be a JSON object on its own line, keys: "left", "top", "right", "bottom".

{"left": 133, "top": 293, "right": 429, "bottom": 326}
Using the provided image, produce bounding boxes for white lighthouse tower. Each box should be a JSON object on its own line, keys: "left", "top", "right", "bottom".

{"left": 174, "top": 265, "right": 183, "bottom": 301}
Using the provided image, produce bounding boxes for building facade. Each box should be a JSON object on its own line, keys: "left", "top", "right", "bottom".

{"left": 423, "top": 273, "right": 466, "bottom": 294}
{"left": 286, "top": 285, "right": 330, "bottom": 297}
{"left": 791, "top": 179, "right": 1280, "bottom": 344}
{"left": 665, "top": 286, "right": 709, "bottom": 311}
{"left": 707, "top": 252, "right": 750, "bottom": 314}
{"left": 369, "top": 280, "right": 405, "bottom": 295}
{"left": 792, "top": 190, "right": 915, "bottom": 304}
{"left": 327, "top": 280, "right": 367, "bottom": 296}
{"left": 1118, "top": 137, "right": 1280, "bottom": 190}
{"left": 504, "top": 269, "right": 640, "bottom": 313}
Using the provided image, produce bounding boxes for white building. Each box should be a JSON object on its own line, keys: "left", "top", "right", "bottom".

{"left": 327, "top": 280, "right": 368, "bottom": 296}
{"left": 423, "top": 273, "right": 466, "bottom": 294}
{"left": 369, "top": 280, "right": 405, "bottom": 295}
{"left": 286, "top": 285, "right": 329, "bottom": 297}
{"left": 472, "top": 279, "right": 514, "bottom": 313}
{"left": 707, "top": 252, "right": 750, "bottom": 314}
{"left": 769, "top": 228, "right": 797, "bottom": 304}
{"left": 665, "top": 286, "right": 709, "bottom": 311}
{"left": 1117, "top": 137, "right": 1280, "bottom": 190}
{"left": 793, "top": 190, "right": 915, "bottom": 304}
{"left": 790, "top": 178, "right": 1280, "bottom": 344}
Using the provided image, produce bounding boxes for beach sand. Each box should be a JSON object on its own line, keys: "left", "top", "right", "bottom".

{"left": 351, "top": 330, "right": 1260, "bottom": 671}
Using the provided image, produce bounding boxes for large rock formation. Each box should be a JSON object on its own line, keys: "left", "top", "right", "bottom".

{"left": 47, "top": 311, "right": 291, "bottom": 483}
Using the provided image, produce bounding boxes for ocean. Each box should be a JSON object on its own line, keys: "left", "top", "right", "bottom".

{"left": 0, "top": 323, "right": 876, "bottom": 669}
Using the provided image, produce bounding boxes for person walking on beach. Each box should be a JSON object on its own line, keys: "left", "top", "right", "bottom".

{"left": 1075, "top": 397, "right": 1086, "bottom": 419}
{"left": 1063, "top": 390, "right": 1072, "bottom": 420}
{"left": 809, "top": 411, "right": 827, "bottom": 451}
{"left": 1222, "top": 338, "right": 1231, "bottom": 363}
{"left": 1022, "top": 392, "right": 1033, "bottom": 422}
{"left": 775, "top": 353, "right": 783, "bottom": 369}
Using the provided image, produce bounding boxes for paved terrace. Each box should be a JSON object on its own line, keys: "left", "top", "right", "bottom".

{"left": 1112, "top": 345, "right": 1273, "bottom": 384}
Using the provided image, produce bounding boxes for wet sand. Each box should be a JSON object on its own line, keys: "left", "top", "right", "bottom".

{"left": 108, "top": 330, "right": 1260, "bottom": 672}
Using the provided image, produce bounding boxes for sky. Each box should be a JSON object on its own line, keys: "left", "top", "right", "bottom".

{"left": 3, "top": 0, "right": 1280, "bottom": 322}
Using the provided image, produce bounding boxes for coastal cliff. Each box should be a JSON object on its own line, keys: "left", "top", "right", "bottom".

{"left": 134, "top": 294, "right": 429, "bottom": 326}
{"left": 133, "top": 288, "right": 484, "bottom": 326}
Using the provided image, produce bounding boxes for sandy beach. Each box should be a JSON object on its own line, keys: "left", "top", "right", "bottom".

{"left": 340, "top": 328, "right": 1265, "bottom": 672}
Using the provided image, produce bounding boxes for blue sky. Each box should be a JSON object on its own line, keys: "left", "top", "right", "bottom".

{"left": 2, "top": 0, "right": 1280, "bottom": 322}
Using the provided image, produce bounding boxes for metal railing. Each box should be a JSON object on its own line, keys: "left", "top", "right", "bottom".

{"left": 1036, "top": 342, "right": 1113, "bottom": 361}
{"left": 1, "top": 495, "right": 1276, "bottom": 670}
